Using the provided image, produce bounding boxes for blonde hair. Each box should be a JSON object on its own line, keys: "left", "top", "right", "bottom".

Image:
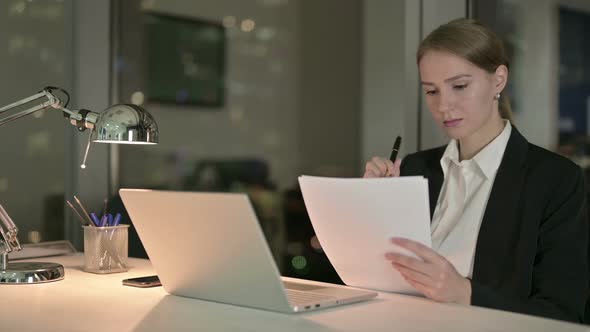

{"left": 417, "top": 18, "right": 513, "bottom": 122}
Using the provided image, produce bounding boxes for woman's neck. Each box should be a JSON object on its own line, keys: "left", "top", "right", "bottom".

{"left": 458, "top": 116, "right": 505, "bottom": 161}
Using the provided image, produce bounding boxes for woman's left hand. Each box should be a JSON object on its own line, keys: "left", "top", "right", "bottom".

{"left": 385, "top": 237, "right": 471, "bottom": 305}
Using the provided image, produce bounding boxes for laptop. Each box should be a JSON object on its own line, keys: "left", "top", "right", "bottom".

{"left": 119, "top": 189, "right": 377, "bottom": 313}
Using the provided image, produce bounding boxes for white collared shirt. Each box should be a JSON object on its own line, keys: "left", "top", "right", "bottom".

{"left": 430, "top": 121, "right": 512, "bottom": 278}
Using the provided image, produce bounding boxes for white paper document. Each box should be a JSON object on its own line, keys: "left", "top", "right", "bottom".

{"left": 298, "top": 175, "right": 432, "bottom": 294}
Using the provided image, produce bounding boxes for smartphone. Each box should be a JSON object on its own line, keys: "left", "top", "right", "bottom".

{"left": 122, "top": 275, "right": 161, "bottom": 288}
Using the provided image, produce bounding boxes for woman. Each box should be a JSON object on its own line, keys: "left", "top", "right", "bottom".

{"left": 364, "top": 18, "right": 588, "bottom": 323}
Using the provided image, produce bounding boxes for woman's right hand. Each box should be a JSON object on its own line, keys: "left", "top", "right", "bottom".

{"left": 363, "top": 157, "right": 401, "bottom": 178}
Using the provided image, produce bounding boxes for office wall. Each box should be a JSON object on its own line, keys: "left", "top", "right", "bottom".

{"left": 361, "top": 0, "right": 467, "bottom": 159}
{"left": 0, "top": 0, "right": 116, "bottom": 247}
{"left": 476, "top": 0, "right": 587, "bottom": 150}
{"left": 418, "top": 0, "right": 467, "bottom": 150}
{"left": 67, "top": 0, "right": 112, "bottom": 247}
{"left": 116, "top": 0, "right": 362, "bottom": 189}
{"left": 117, "top": 0, "right": 299, "bottom": 190}
{"left": 513, "top": 0, "right": 590, "bottom": 149}
{"left": 361, "top": 0, "right": 407, "bottom": 165}
{"left": 510, "top": 0, "right": 558, "bottom": 149}
{"left": 0, "top": 1, "right": 70, "bottom": 242}
{"left": 297, "top": 0, "right": 362, "bottom": 178}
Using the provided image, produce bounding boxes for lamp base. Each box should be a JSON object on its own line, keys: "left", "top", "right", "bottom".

{"left": 0, "top": 262, "right": 64, "bottom": 284}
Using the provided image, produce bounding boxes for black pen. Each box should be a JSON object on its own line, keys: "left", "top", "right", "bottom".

{"left": 389, "top": 136, "right": 402, "bottom": 162}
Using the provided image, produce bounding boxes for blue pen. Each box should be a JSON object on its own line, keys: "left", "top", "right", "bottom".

{"left": 107, "top": 213, "right": 113, "bottom": 226}
{"left": 90, "top": 213, "right": 101, "bottom": 227}
{"left": 100, "top": 215, "right": 108, "bottom": 227}
{"left": 113, "top": 213, "right": 121, "bottom": 226}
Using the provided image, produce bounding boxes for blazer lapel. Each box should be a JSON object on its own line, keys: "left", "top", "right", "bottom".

{"left": 428, "top": 157, "right": 444, "bottom": 222}
{"left": 426, "top": 148, "right": 444, "bottom": 220}
{"left": 471, "top": 127, "right": 529, "bottom": 285}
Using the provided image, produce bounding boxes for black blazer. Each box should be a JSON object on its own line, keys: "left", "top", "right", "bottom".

{"left": 400, "top": 127, "right": 588, "bottom": 323}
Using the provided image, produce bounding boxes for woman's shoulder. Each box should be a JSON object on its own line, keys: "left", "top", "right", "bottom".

{"left": 401, "top": 145, "right": 446, "bottom": 174}
{"left": 525, "top": 143, "right": 582, "bottom": 175}
{"left": 524, "top": 143, "right": 585, "bottom": 194}
{"left": 405, "top": 145, "right": 447, "bottom": 160}
{"left": 404, "top": 145, "right": 446, "bottom": 162}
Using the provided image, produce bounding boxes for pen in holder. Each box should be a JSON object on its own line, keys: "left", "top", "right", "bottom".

{"left": 83, "top": 224, "right": 129, "bottom": 274}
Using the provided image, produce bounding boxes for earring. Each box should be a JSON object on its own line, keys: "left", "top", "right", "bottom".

{"left": 494, "top": 93, "right": 501, "bottom": 100}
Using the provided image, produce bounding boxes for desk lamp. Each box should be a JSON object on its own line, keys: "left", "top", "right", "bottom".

{"left": 0, "top": 87, "right": 158, "bottom": 284}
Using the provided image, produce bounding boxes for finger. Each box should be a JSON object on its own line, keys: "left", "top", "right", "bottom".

{"left": 364, "top": 160, "right": 383, "bottom": 178}
{"left": 364, "top": 161, "right": 383, "bottom": 177}
{"left": 392, "top": 262, "right": 433, "bottom": 285}
{"left": 391, "top": 238, "right": 442, "bottom": 263}
{"left": 402, "top": 274, "right": 434, "bottom": 299}
{"left": 385, "top": 252, "right": 431, "bottom": 275}
{"left": 391, "top": 158, "right": 402, "bottom": 177}
{"left": 363, "top": 168, "right": 379, "bottom": 178}
{"left": 383, "top": 159, "right": 396, "bottom": 177}
{"left": 370, "top": 157, "right": 389, "bottom": 176}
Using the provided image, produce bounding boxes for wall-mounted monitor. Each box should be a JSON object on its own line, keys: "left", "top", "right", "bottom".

{"left": 144, "top": 12, "right": 226, "bottom": 107}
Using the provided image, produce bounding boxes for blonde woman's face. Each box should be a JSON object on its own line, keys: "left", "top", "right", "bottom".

{"left": 419, "top": 50, "right": 503, "bottom": 142}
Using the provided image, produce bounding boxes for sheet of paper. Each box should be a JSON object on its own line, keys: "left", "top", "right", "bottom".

{"left": 298, "top": 175, "right": 431, "bottom": 294}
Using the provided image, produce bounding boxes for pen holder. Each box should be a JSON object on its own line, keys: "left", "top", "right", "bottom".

{"left": 83, "top": 225, "right": 129, "bottom": 274}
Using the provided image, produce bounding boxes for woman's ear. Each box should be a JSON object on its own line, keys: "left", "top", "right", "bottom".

{"left": 494, "top": 64, "right": 509, "bottom": 93}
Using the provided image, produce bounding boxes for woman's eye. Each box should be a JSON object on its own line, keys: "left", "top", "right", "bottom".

{"left": 454, "top": 84, "right": 468, "bottom": 90}
{"left": 425, "top": 90, "right": 438, "bottom": 95}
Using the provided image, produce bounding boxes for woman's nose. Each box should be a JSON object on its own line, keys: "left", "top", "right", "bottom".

{"left": 437, "top": 93, "right": 454, "bottom": 113}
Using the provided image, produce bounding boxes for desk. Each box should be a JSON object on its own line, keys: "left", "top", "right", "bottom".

{"left": 1, "top": 255, "right": 587, "bottom": 332}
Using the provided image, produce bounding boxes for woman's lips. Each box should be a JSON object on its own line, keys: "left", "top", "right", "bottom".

{"left": 443, "top": 119, "right": 462, "bottom": 127}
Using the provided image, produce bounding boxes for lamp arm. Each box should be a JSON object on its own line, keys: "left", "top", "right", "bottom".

{"left": 0, "top": 87, "right": 98, "bottom": 256}
{"left": 0, "top": 203, "right": 20, "bottom": 257}
{"left": 0, "top": 88, "right": 83, "bottom": 127}
{"left": 0, "top": 91, "right": 68, "bottom": 256}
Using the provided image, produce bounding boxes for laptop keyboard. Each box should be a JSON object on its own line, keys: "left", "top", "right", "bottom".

{"left": 285, "top": 289, "right": 338, "bottom": 306}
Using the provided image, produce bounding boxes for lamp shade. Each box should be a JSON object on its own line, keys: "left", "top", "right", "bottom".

{"left": 92, "top": 104, "right": 158, "bottom": 144}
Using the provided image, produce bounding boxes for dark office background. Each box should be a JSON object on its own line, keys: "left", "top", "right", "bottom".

{"left": 2, "top": 0, "right": 590, "bottom": 285}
